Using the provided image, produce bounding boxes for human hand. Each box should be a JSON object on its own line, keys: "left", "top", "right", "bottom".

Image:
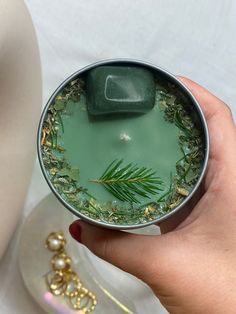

{"left": 69, "top": 78, "right": 236, "bottom": 314}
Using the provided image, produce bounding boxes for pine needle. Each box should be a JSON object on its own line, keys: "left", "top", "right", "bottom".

{"left": 90, "top": 159, "right": 164, "bottom": 204}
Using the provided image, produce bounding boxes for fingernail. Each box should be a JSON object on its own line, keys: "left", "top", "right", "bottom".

{"left": 69, "top": 221, "right": 82, "bottom": 243}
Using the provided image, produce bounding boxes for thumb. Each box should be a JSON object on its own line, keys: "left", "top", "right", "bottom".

{"left": 69, "top": 220, "right": 166, "bottom": 283}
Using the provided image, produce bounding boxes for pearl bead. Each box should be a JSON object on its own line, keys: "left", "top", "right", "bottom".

{"left": 54, "top": 258, "right": 66, "bottom": 270}
{"left": 49, "top": 238, "right": 61, "bottom": 250}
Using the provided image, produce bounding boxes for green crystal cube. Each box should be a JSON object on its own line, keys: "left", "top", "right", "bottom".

{"left": 86, "top": 66, "right": 155, "bottom": 115}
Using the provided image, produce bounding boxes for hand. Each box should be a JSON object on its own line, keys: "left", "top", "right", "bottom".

{"left": 69, "top": 78, "right": 236, "bottom": 314}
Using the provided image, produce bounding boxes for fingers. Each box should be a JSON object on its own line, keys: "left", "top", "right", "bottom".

{"left": 69, "top": 220, "right": 164, "bottom": 283}
{"left": 178, "top": 77, "right": 236, "bottom": 165}
{"left": 177, "top": 77, "right": 233, "bottom": 121}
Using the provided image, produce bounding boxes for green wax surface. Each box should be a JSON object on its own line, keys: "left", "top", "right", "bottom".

{"left": 59, "top": 95, "right": 182, "bottom": 206}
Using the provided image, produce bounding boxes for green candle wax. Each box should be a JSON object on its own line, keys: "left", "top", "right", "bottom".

{"left": 61, "top": 94, "right": 181, "bottom": 205}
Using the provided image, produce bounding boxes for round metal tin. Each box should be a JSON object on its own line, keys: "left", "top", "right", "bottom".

{"left": 37, "top": 59, "right": 209, "bottom": 230}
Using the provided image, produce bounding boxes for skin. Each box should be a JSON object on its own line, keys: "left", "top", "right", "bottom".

{"left": 70, "top": 78, "right": 236, "bottom": 314}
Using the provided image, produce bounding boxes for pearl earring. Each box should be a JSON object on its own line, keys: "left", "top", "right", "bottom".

{"left": 51, "top": 252, "right": 71, "bottom": 272}
{"left": 46, "top": 231, "right": 66, "bottom": 252}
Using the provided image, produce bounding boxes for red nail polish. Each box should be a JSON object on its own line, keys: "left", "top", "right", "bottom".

{"left": 69, "top": 222, "right": 82, "bottom": 243}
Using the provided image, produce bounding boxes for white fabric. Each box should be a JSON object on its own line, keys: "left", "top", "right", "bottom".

{"left": 0, "top": 0, "right": 236, "bottom": 313}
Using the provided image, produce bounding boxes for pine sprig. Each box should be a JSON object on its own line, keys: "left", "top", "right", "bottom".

{"left": 90, "top": 159, "right": 164, "bottom": 204}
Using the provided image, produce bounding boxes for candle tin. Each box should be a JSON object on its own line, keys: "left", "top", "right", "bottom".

{"left": 37, "top": 59, "right": 209, "bottom": 230}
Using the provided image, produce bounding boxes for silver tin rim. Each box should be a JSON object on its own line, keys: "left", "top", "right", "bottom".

{"left": 37, "top": 58, "right": 209, "bottom": 230}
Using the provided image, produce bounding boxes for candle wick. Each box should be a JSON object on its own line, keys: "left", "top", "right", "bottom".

{"left": 120, "top": 132, "right": 131, "bottom": 142}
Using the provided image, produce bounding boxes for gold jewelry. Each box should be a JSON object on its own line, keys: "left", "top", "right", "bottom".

{"left": 70, "top": 287, "right": 97, "bottom": 313}
{"left": 45, "top": 231, "right": 97, "bottom": 313}
{"left": 51, "top": 252, "right": 71, "bottom": 272}
{"left": 46, "top": 271, "right": 67, "bottom": 296}
{"left": 46, "top": 231, "right": 66, "bottom": 252}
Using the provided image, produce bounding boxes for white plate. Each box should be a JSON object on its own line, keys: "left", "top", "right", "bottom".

{"left": 19, "top": 194, "right": 167, "bottom": 314}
